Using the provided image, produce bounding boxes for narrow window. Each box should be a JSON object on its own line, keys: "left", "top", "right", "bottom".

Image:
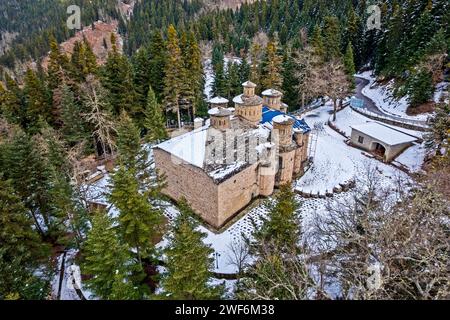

{"left": 358, "top": 136, "right": 364, "bottom": 144}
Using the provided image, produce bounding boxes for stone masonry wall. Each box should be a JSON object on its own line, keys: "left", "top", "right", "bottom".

{"left": 153, "top": 148, "right": 220, "bottom": 227}
{"left": 217, "top": 163, "right": 260, "bottom": 227}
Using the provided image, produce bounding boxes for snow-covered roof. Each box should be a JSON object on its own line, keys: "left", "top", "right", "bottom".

{"left": 273, "top": 114, "right": 294, "bottom": 124}
{"left": 155, "top": 126, "right": 209, "bottom": 168}
{"left": 233, "top": 94, "right": 244, "bottom": 104}
{"left": 209, "top": 96, "right": 229, "bottom": 104}
{"left": 351, "top": 122, "right": 418, "bottom": 146}
{"left": 262, "top": 89, "right": 282, "bottom": 97}
{"left": 208, "top": 107, "right": 231, "bottom": 117}
{"left": 242, "top": 81, "right": 257, "bottom": 88}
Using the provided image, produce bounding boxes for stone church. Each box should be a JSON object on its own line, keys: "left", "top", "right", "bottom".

{"left": 153, "top": 81, "right": 311, "bottom": 229}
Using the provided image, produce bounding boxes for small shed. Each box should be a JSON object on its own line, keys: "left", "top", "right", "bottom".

{"left": 350, "top": 122, "right": 418, "bottom": 162}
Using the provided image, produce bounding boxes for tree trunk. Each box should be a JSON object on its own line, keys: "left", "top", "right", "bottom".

{"left": 176, "top": 106, "right": 181, "bottom": 129}
{"left": 333, "top": 98, "right": 337, "bottom": 122}
{"left": 301, "top": 92, "right": 305, "bottom": 109}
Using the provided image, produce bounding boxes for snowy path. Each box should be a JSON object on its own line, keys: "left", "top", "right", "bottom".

{"left": 354, "top": 75, "right": 429, "bottom": 127}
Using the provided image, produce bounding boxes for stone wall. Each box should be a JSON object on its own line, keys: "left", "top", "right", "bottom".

{"left": 276, "top": 149, "right": 296, "bottom": 186}
{"left": 153, "top": 148, "right": 220, "bottom": 227}
{"left": 217, "top": 163, "right": 260, "bottom": 227}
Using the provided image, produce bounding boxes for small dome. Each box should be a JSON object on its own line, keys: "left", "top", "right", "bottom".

{"left": 262, "top": 89, "right": 283, "bottom": 97}
{"left": 208, "top": 107, "right": 232, "bottom": 117}
{"left": 242, "top": 80, "right": 257, "bottom": 88}
{"left": 208, "top": 96, "right": 229, "bottom": 104}
{"left": 272, "top": 114, "right": 295, "bottom": 125}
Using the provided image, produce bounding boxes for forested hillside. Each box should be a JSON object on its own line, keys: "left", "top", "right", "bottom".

{"left": 0, "top": 0, "right": 122, "bottom": 68}
{"left": 0, "top": 0, "right": 449, "bottom": 301}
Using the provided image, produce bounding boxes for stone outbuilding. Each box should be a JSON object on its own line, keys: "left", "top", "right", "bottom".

{"left": 350, "top": 122, "right": 418, "bottom": 162}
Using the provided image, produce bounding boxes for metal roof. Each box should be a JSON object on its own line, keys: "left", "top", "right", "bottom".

{"left": 261, "top": 106, "right": 311, "bottom": 133}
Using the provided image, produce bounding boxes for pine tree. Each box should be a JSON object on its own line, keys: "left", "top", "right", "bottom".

{"left": 148, "top": 31, "right": 167, "bottom": 100}
{"left": 163, "top": 25, "right": 185, "bottom": 128}
{"left": 212, "top": 62, "right": 227, "bottom": 98}
{"left": 281, "top": 49, "right": 300, "bottom": 110}
{"left": 109, "top": 270, "right": 140, "bottom": 300}
{"left": 261, "top": 39, "right": 283, "bottom": 90}
{"left": 407, "top": 70, "right": 434, "bottom": 107}
{"left": 47, "top": 36, "right": 66, "bottom": 92}
{"left": 82, "top": 210, "right": 136, "bottom": 300}
{"left": 116, "top": 111, "right": 141, "bottom": 170}
{"left": 131, "top": 46, "right": 151, "bottom": 110}
{"left": 183, "top": 31, "right": 204, "bottom": 116}
{"left": 344, "top": 42, "right": 356, "bottom": 88}
{"left": 310, "top": 25, "right": 325, "bottom": 61}
{"left": 23, "top": 68, "right": 51, "bottom": 133}
{"left": 255, "top": 184, "right": 301, "bottom": 252}
{"left": 323, "top": 16, "right": 342, "bottom": 62}
{"left": 249, "top": 42, "right": 262, "bottom": 88}
{"left": 102, "top": 34, "right": 139, "bottom": 117}
{"left": 0, "top": 178, "right": 49, "bottom": 300}
{"left": 60, "top": 84, "right": 89, "bottom": 146}
{"left": 1, "top": 74, "right": 24, "bottom": 125}
{"left": 161, "top": 200, "right": 223, "bottom": 300}
{"left": 109, "top": 167, "right": 164, "bottom": 263}
{"left": 238, "top": 185, "right": 314, "bottom": 300}
{"left": 144, "top": 86, "right": 168, "bottom": 143}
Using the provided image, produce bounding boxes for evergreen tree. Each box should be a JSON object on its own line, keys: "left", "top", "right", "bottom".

{"left": 116, "top": 111, "right": 142, "bottom": 170}
{"left": 82, "top": 210, "right": 137, "bottom": 300}
{"left": 261, "top": 39, "right": 283, "bottom": 90}
{"left": 407, "top": 70, "right": 434, "bottom": 107}
{"left": 255, "top": 184, "right": 301, "bottom": 252}
{"left": 323, "top": 16, "right": 342, "bottom": 62}
{"left": 109, "top": 167, "right": 164, "bottom": 263}
{"left": 212, "top": 62, "right": 227, "bottom": 98}
{"left": 1, "top": 74, "right": 24, "bottom": 125}
{"left": 109, "top": 270, "right": 140, "bottom": 300}
{"left": 132, "top": 46, "right": 151, "bottom": 110}
{"left": 60, "top": 84, "right": 89, "bottom": 146}
{"left": 310, "top": 25, "right": 325, "bottom": 61}
{"left": 239, "top": 184, "right": 314, "bottom": 300}
{"left": 23, "top": 68, "right": 51, "bottom": 133}
{"left": 161, "top": 200, "right": 223, "bottom": 300}
{"left": 144, "top": 86, "right": 168, "bottom": 143}
{"left": 344, "top": 42, "right": 356, "bottom": 88}
{"left": 163, "top": 25, "right": 185, "bottom": 128}
{"left": 148, "top": 31, "right": 167, "bottom": 100}
{"left": 0, "top": 178, "right": 50, "bottom": 300}
{"left": 281, "top": 49, "right": 300, "bottom": 110}
{"left": 102, "top": 34, "right": 139, "bottom": 117}
{"left": 183, "top": 31, "right": 204, "bottom": 116}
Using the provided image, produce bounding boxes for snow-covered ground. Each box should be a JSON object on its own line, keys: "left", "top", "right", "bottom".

{"left": 356, "top": 71, "right": 431, "bottom": 121}
{"left": 51, "top": 249, "right": 94, "bottom": 300}
{"left": 295, "top": 103, "right": 415, "bottom": 196}
{"left": 434, "top": 82, "right": 449, "bottom": 104}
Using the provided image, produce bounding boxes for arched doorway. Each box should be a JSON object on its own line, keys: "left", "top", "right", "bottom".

{"left": 372, "top": 142, "right": 386, "bottom": 158}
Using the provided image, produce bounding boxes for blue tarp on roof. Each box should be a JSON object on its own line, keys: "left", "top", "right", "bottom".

{"left": 261, "top": 106, "right": 311, "bottom": 133}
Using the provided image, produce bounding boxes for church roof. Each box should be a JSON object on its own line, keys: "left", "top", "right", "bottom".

{"left": 208, "top": 96, "right": 229, "bottom": 104}
{"left": 242, "top": 81, "right": 257, "bottom": 88}
{"left": 262, "top": 89, "right": 283, "bottom": 97}
{"left": 261, "top": 106, "right": 311, "bottom": 133}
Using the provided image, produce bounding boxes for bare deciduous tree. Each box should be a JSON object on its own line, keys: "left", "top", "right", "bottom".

{"left": 81, "top": 75, "right": 117, "bottom": 159}
{"left": 226, "top": 238, "right": 251, "bottom": 277}
{"left": 311, "top": 164, "right": 449, "bottom": 300}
